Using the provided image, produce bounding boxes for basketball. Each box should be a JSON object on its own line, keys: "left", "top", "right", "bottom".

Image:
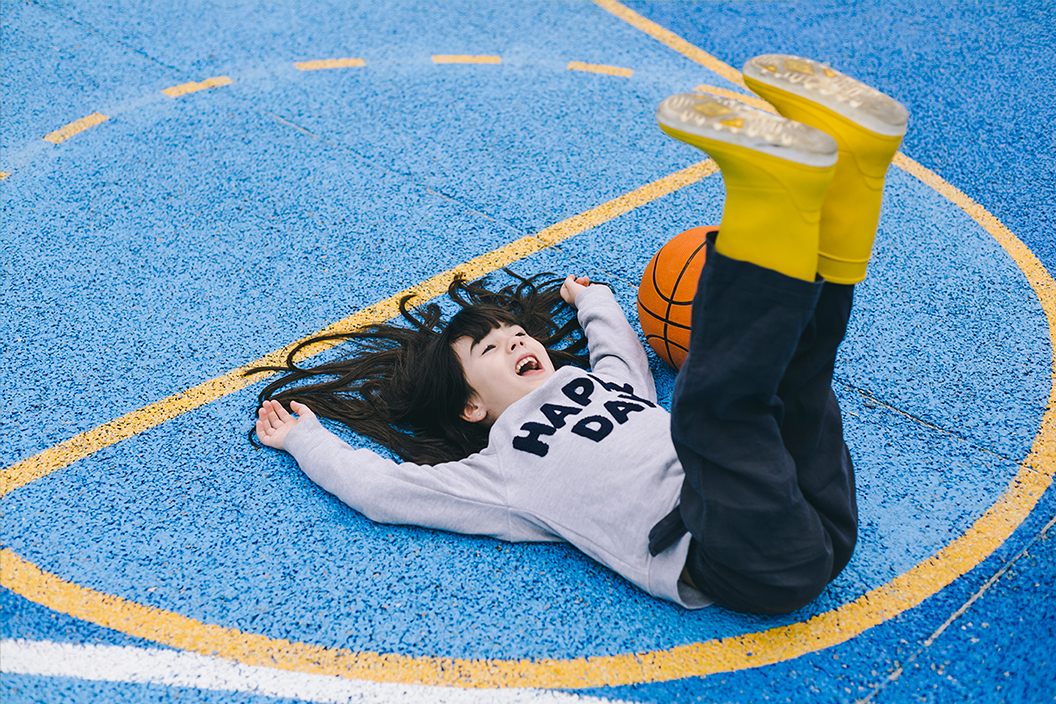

{"left": 637, "top": 226, "right": 716, "bottom": 370}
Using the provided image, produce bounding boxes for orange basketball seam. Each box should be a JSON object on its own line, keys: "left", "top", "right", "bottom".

{"left": 661, "top": 238, "right": 708, "bottom": 367}
{"left": 663, "top": 240, "right": 705, "bottom": 363}
{"left": 643, "top": 333, "right": 690, "bottom": 352}
{"left": 638, "top": 304, "right": 693, "bottom": 332}
{"left": 639, "top": 227, "right": 715, "bottom": 368}
{"left": 648, "top": 240, "right": 708, "bottom": 306}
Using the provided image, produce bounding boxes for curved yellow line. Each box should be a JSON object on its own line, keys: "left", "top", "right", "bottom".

{"left": 43, "top": 113, "right": 110, "bottom": 144}
{"left": 162, "top": 76, "right": 233, "bottom": 98}
{"left": 432, "top": 55, "right": 502, "bottom": 65}
{"left": 2, "top": 3, "right": 1052, "bottom": 686}
{"left": 593, "top": 0, "right": 749, "bottom": 89}
{"left": 294, "top": 58, "right": 366, "bottom": 71}
{"left": 568, "top": 61, "right": 635, "bottom": 78}
{"left": 0, "top": 159, "right": 717, "bottom": 500}
{"left": 1, "top": 151, "right": 1052, "bottom": 689}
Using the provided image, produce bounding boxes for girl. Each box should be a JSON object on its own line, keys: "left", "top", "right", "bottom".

{"left": 254, "top": 54, "right": 908, "bottom": 614}
{"left": 254, "top": 271, "right": 710, "bottom": 608}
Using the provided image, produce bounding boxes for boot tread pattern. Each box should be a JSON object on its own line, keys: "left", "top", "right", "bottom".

{"left": 744, "top": 54, "right": 909, "bottom": 137}
{"left": 657, "top": 93, "right": 837, "bottom": 167}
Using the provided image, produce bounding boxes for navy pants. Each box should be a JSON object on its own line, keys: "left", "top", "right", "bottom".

{"left": 661, "top": 236, "right": 858, "bottom": 614}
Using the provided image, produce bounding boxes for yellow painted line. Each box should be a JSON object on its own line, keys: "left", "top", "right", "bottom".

{"left": 594, "top": 0, "right": 1056, "bottom": 682}
{"left": 162, "top": 76, "right": 234, "bottom": 98}
{"left": 891, "top": 154, "right": 1055, "bottom": 299}
{"left": 593, "top": 0, "right": 748, "bottom": 89}
{"left": 5, "top": 355, "right": 1056, "bottom": 689}
{"left": 432, "top": 55, "right": 501, "bottom": 65}
{"left": 693, "top": 84, "right": 776, "bottom": 113}
{"left": 43, "top": 113, "right": 110, "bottom": 145}
{"left": 567, "top": 61, "right": 634, "bottom": 78}
{"left": 294, "top": 58, "right": 366, "bottom": 71}
{"left": 1, "top": 153, "right": 1052, "bottom": 688}
{"left": 2, "top": 9, "right": 1053, "bottom": 686}
{"left": 0, "top": 159, "right": 717, "bottom": 499}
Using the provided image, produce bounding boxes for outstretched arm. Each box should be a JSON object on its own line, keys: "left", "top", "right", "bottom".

{"left": 270, "top": 410, "right": 552, "bottom": 542}
{"left": 256, "top": 399, "right": 315, "bottom": 450}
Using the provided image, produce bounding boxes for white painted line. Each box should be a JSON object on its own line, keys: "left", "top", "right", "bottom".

{"left": 0, "top": 639, "right": 625, "bottom": 703}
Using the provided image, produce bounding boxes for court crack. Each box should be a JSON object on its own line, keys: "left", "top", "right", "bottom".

{"left": 266, "top": 112, "right": 533, "bottom": 245}
{"left": 835, "top": 379, "right": 1022, "bottom": 467}
{"left": 856, "top": 510, "right": 1056, "bottom": 703}
{"left": 24, "top": 0, "right": 186, "bottom": 75}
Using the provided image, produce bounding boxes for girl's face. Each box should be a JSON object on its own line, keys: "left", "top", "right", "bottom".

{"left": 453, "top": 324, "right": 556, "bottom": 426}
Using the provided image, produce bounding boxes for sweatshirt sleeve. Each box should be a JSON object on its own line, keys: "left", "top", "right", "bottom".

{"left": 574, "top": 285, "right": 658, "bottom": 403}
{"left": 282, "top": 414, "right": 528, "bottom": 541}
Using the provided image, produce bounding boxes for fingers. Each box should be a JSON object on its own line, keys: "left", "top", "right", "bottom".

{"left": 255, "top": 399, "right": 314, "bottom": 440}
{"left": 290, "top": 400, "right": 315, "bottom": 420}
{"left": 256, "top": 400, "right": 289, "bottom": 434}
{"left": 265, "top": 400, "right": 290, "bottom": 422}
{"left": 257, "top": 402, "right": 278, "bottom": 435}
{"left": 561, "top": 274, "right": 591, "bottom": 305}
{"left": 256, "top": 409, "right": 279, "bottom": 445}
{"left": 560, "top": 278, "right": 576, "bottom": 306}
{"left": 255, "top": 399, "right": 307, "bottom": 451}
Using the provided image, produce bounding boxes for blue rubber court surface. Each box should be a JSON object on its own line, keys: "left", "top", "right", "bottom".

{"left": 2, "top": 1, "right": 1054, "bottom": 702}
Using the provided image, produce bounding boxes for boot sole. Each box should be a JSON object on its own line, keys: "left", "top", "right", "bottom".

{"left": 656, "top": 93, "right": 837, "bottom": 168}
{"left": 743, "top": 55, "right": 909, "bottom": 137}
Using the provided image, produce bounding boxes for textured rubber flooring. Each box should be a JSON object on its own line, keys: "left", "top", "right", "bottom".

{"left": 2, "top": 1, "right": 1053, "bottom": 702}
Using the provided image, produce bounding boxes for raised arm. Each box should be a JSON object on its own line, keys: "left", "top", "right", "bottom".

{"left": 561, "top": 276, "right": 657, "bottom": 403}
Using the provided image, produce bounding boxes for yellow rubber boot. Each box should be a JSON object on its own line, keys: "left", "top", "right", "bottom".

{"left": 656, "top": 94, "right": 836, "bottom": 282}
{"left": 743, "top": 54, "right": 909, "bottom": 284}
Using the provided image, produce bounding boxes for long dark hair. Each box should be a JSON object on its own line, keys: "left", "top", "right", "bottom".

{"left": 248, "top": 271, "right": 591, "bottom": 464}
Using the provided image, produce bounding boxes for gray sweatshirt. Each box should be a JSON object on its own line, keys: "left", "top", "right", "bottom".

{"left": 284, "top": 285, "right": 710, "bottom": 608}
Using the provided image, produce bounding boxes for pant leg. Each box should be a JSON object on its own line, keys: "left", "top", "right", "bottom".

{"left": 672, "top": 241, "right": 856, "bottom": 614}
{"left": 777, "top": 282, "right": 858, "bottom": 582}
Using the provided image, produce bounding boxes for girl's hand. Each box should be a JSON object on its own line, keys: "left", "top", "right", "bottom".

{"left": 256, "top": 400, "right": 315, "bottom": 451}
{"left": 560, "top": 274, "right": 591, "bottom": 308}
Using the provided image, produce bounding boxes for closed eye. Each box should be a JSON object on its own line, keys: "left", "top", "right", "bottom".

{"left": 481, "top": 344, "right": 496, "bottom": 354}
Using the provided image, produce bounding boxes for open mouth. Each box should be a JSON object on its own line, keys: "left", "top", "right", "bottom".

{"left": 516, "top": 355, "right": 542, "bottom": 376}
